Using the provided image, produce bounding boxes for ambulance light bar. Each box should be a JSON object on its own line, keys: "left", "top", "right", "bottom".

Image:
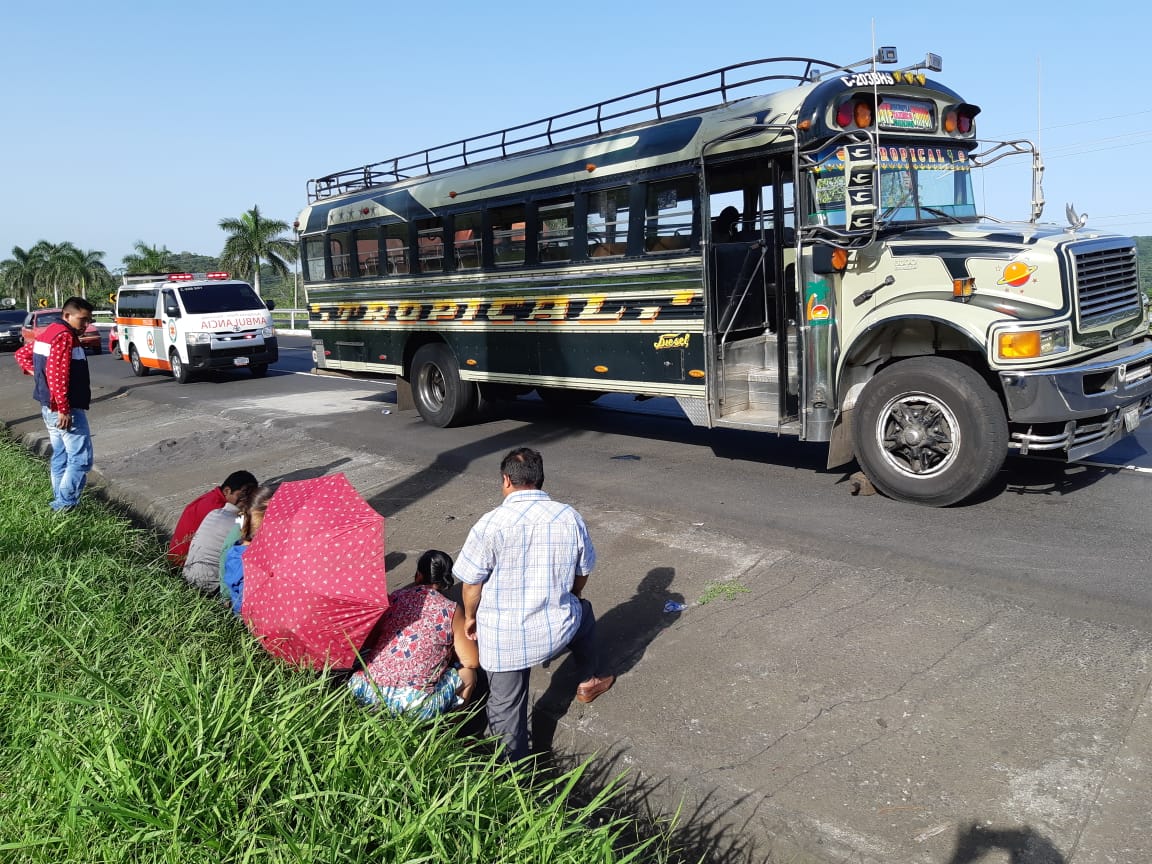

{"left": 167, "top": 272, "right": 231, "bottom": 282}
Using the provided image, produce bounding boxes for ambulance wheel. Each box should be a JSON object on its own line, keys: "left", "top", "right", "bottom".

{"left": 411, "top": 343, "right": 477, "bottom": 427}
{"left": 129, "top": 346, "right": 149, "bottom": 377}
{"left": 249, "top": 364, "right": 269, "bottom": 378}
{"left": 852, "top": 356, "right": 1007, "bottom": 507}
{"left": 170, "top": 350, "right": 190, "bottom": 384}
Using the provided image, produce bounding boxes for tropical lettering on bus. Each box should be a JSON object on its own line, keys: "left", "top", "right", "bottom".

{"left": 311, "top": 292, "right": 699, "bottom": 326}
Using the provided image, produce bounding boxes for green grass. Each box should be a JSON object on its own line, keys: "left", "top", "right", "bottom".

{"left": 0, "top": 437, "right": 674, "bottom": 863}
{"left": 696, "top": 580, "right": 751, "bottom": 605}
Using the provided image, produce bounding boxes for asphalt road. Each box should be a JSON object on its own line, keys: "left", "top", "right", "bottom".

{"left": 82, "top": 333, "right": 1152, "bottom": 631}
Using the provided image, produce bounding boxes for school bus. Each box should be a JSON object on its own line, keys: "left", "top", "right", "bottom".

{"left": 296, "top": 48, "right": 1151, "bottom": 506}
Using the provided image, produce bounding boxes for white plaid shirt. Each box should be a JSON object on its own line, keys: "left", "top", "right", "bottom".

{"left": 454, "top": 489, "right": 596, "bottom": 672}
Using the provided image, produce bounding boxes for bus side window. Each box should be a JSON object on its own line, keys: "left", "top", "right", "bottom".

{"left": 587, "top": 187, "right": 630, "bottom": 258}
{"left": 384, "top": 224, "right": 410, "bottom": 275}
{"left": 538, "top": 198, "right": 574, "bottom": 263}
{"left": 304, "top": 237, "right": 326, "bottom": 282}
{"left": 355, "top": 228, "right": 381, "bottom": 277}
{"left": 330, "top": 234, "right": 351, "bottom": 279}
{"left": 453, "top": 211, "right": 482, "bottom": 270}
{"left": 491, "top": 205, "right": 526, "bottom": 267}
{"left": 416, "top": 219, "right": 444, "bottom": 273}
{"left": 645, "top": 178, "right": 696, "bottom": 254}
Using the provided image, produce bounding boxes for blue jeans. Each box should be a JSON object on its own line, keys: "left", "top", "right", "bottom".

{"left": 41, "top": 406, "right": 93, "bottom": 510}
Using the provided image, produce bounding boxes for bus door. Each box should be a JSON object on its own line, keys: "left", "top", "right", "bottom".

{"left": 703, "top": 155, "right": 799, "bottom": 427}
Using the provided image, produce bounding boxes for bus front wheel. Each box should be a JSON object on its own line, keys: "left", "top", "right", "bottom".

{"left": 129, "top": 346, "right": 149, "bottom": 377}
{"left": 852, "top": 356, "right": 1007, "bottom": 507}
{"left": 411, "top": 343, "right": 477, "bottom": 427}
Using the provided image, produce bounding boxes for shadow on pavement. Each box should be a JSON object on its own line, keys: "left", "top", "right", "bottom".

{"left": 531, "top": 566, "right": 685, "bottom": 755}
{"left": 945, "top": 822, "right": 1067, "bottom": 863}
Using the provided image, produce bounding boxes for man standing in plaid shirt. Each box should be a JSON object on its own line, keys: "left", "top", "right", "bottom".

{"left": 15, "top": 297, "right": 96, "bottom": 512}
{"left": 455, "top": 447, "right": 615, "bottom": 761}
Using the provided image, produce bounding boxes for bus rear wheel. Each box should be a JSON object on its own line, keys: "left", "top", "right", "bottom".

{"left": 852, "top": 356, "right": 1007, "bottom": 507}
{"left": 411, "top": 343, "right": 477, "bottom": 427}
{"left": 170, "top": 350, "right": 190, "bottom": 384}
{"left": 129, "top": 346, "right": 149, "bottom": 377}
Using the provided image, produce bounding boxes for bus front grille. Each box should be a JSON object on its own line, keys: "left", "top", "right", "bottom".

{"left": 1072, "top": 241, "right": 1141, "bottom": 330}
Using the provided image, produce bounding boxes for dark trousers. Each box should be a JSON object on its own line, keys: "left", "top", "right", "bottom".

{"left": 486, "top": 599, "right": 599, "bottom": 761}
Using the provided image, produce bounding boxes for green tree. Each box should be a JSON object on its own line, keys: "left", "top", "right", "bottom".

{"left": 0, "top": 241, "right": 111, "bottom": 308}
{"left": 0, "top": 245, "right": 43, "bottom": 309}
{"left": 123, "top": 241, "right": 175, "bottom": 275}
{"left": 217, "top": 205, "right": 297, "bottom": 296}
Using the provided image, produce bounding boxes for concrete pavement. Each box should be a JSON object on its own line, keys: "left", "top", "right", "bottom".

{"left": 1, "top": 364, "right": 1150, "bottom": 864}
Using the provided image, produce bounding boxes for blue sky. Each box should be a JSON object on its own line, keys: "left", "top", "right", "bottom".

{"left": 4, "top": 2, "right": 1149, "bottom": 272}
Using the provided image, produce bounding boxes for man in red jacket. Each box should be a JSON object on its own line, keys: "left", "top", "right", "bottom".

{"left": 167, "top": 470, "right": 257, "bottom": 567}
{"left": 15, "top": 297, "right": 96, "bottom": 512}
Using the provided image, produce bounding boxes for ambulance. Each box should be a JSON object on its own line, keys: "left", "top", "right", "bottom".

{"left": 115, "top": 272, "right": 278, "bottom": 383}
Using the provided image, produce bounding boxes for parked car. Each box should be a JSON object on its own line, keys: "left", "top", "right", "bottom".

{"left": 0, "top": 309, "right": 25, "bottom": 351}
{"left": 21, "top": 308, "right": 102, "bottom": 354}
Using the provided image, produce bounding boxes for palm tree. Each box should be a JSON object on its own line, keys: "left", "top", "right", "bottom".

{"left": 123, "top": 241, "right": 174, "bottom": 275}
{"left": 0, "top": 245, "right": 43, "bottom": 309}
{"left": 56, "top": 246, "right": 112, "bottom": 301}
{"left": 218, "top": 206, "right": 297, "bottom": 296}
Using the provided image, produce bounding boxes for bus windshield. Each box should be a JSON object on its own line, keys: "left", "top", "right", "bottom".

{"left": 177, "top": 282, "right": 265, "bottom": 314}
{"left": 811, "top": 142, "right": 977, "bottom": 227}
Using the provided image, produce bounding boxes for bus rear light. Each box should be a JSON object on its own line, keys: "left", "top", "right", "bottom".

{"left": 465, "top": 358, "right": 477, "bottom": 366}
{"left": 593, "top": 365, "right": 608, "bottom": 373}
{"left": 836, "top": 102, "right": 854, "bottom": 127}
{"left": 854, "top": 101, "right": 872, "bottom": 128}
{"left": 957, "top": 113, "right": 972, "bottom": 134}
{"left": 688, "top": 369, "right": 705, "bottom": 379}
{"left": 944, "top": 111, "right": 958, "bottom": 133}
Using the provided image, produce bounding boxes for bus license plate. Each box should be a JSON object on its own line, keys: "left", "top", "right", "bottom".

{"left": 233, "top": 357, "right": 250, "bottom": 367}
{"left": 1123, "top": 405, "right": 1140, "bottom": 432}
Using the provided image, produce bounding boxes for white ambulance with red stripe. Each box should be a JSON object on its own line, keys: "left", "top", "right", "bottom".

{"left": 114, "top": 272, "right": 278, "bottom": 383}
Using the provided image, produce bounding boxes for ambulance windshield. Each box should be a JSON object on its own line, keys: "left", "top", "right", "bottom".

{"left": 178, "top": 282, "right": 265, "bottom": 314}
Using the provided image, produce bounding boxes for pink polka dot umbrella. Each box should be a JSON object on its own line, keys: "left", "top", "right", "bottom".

{"left": 241, "top": 473, "right": 388, "bottom": 670}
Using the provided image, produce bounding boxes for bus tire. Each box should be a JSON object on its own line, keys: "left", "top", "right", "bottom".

{"left": 411, "top": 343, "right": 476, "bottom": 427}
{"left": 129, "top": 346, "right": 149, "bottom": 377}
{"left": 537, "top": 387, "right": 603, "bottom": 407}
{"left": 852, "top": 356, "right": 1007, "bottom": 507}
{"left": 249, "top": 363, "right": 269, "bottom": 378}
{"left": 170, "top": 350, "right": 190, "bottom": 384}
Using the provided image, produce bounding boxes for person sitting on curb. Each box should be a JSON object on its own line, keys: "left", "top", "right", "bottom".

{"left": 221, "top": 486, "right": 274, "bottom": 615}
{"left": 348, "top": 550, "right": 480, "bottom": 719}
{"left": 182, "top": 487, "right": 252, "bottom": 595}
{"left": 455, "top": 447, "right": 614, "bottom": 761}
{"left": 167, "top": 471, "right": 257, "bottom": 568}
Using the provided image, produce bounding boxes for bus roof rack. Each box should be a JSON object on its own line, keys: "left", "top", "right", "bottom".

{"left": 306, "top": 55, "right": 847, "bottom": 202}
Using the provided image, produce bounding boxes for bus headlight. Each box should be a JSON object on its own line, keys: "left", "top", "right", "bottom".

{"left": 262, "top": 326, "right": 276, "bottom": 338}
{"left": 996, "top": 325, "right": 1069, "bottom": 360}
{"left": 186, "top": 332, "right": 211, "bottom": 345}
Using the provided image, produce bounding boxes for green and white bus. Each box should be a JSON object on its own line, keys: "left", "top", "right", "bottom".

{"left": 297, "top": 48, "right": 1152, "bottom": 506}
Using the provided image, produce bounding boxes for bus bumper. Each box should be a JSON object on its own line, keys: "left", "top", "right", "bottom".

{"left": 999, "top": 339, "right": 1152, "bottom": 459}
{"left": 187, "top": 337, "right": 279, "bottom": 370}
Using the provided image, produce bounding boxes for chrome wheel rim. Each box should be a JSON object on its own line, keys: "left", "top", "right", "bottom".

{"left": 874, "top": 390, "right": 960, "bottom": 478}
{"left": 417, "top": 363, "right": 446, "bottom": 412}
